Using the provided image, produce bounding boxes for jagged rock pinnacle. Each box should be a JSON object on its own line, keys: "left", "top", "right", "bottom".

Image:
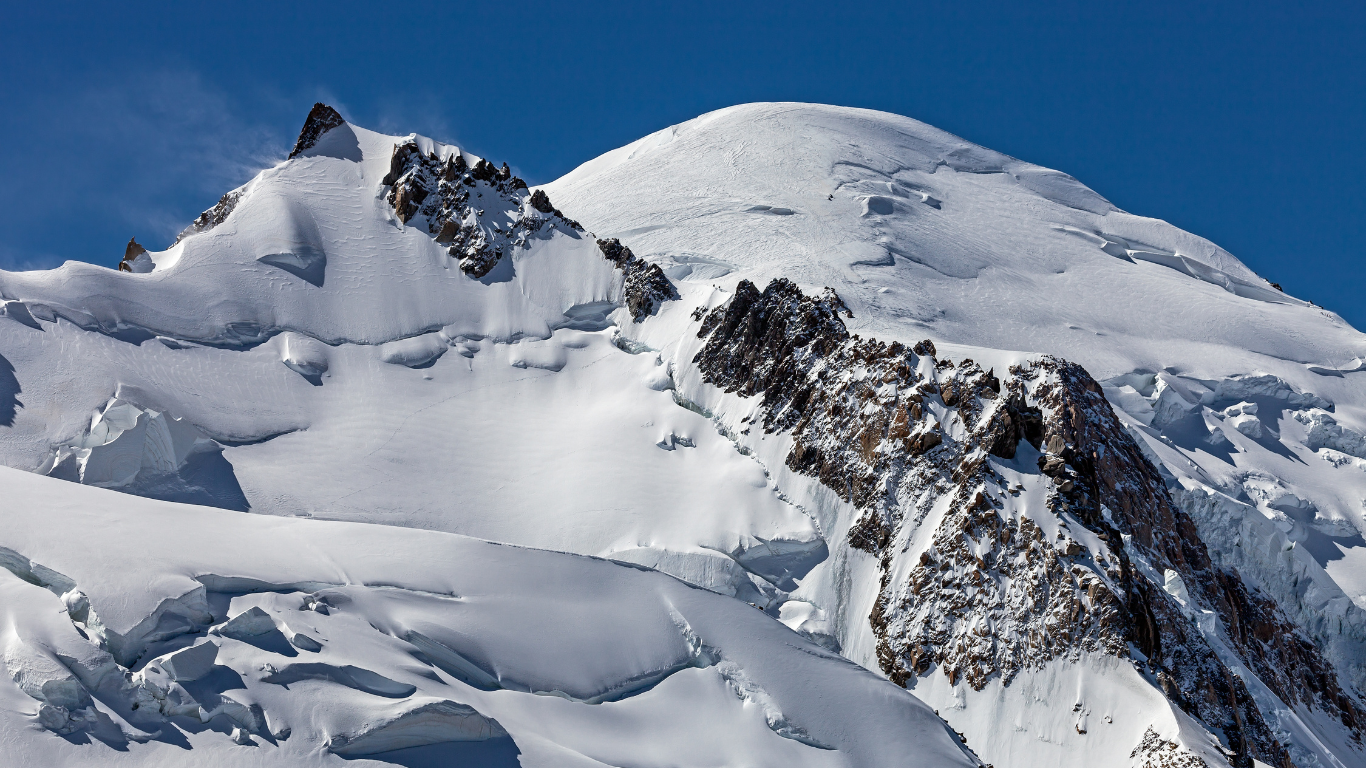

{"left": 118, "top": 237, "right": 152, "bottom": 273}
{"left": 289, "top": 103, "right": 346, "bottom": 158}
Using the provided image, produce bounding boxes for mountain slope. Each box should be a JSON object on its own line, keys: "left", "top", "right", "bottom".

{"left": 0, "top": 105, "right": 980, "bottom": 767}
{"left": 545, "top": 102, "right": 1366, "bottom": 768}
{"left": 1, "top": 101, "right": 1364, "bottom": 767}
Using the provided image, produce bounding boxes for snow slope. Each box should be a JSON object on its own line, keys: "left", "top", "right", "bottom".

{"left": 2, "top": 101, "right": 1364, "bottom": 767}
{"left": 0, "top": 120, "right": 816, "bottom": 589}
{"left": 0, "top": 104, "right": 981, "bottom": 767}
{"left": 547, "top": 103, "right": 1361, "bottom": 381}
{"left": 0, "top": 465, "right": 973, "bottom": 767}
{"left": 545, "top": 102, "right": 1366, "bottom": 767}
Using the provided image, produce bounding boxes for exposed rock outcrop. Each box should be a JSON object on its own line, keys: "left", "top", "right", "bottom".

{"left": 1214, "top": 567, "right": 1365, "bottom": 738}
{"left": 1028, "top": 360, "right": 1364, "bottom": 747}
{"left": 692, "top": 278, "right": 1365, "bottom": 767}
{"left": 375, "top": 126, "right": 674, "bottom": 313}
{"left": 289, "top": 103, "right": 347, "bottom": 158}
{"left": 529, "top": 188, "right": 555, "bottom": 214}
{"left": 118, "top": 238, "right": 153, "bottom": 273}
{"left": 173, "top": 190, "right": 242, "bottom": 245}
{"left": 379, "top": 140, "right": 577, "bottom": 278}
{"left": 172, "top": 104, "right": 344, "bottom": 247}
{"left": 1131, "top": 728, "right": 1211, "bottom": 768}
{"left": 596, "top": 238, "right": 677, "bottom": 322}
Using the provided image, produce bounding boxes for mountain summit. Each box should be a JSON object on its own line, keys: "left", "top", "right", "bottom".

{"left": 1, "top": 102, "right": 1363, "bottom": 768}
{"left": 288, "top": 102, "right": 346, "bottom": 158}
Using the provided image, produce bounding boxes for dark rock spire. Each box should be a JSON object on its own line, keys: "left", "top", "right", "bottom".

{"left": 289, "top": 103, "right": 346, "bottom": 158}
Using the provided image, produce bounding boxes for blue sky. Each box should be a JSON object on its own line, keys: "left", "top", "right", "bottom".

{"left": 2, "top": 2, "right": 1363, "bottom": 327}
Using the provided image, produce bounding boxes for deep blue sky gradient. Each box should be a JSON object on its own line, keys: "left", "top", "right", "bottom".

{"left": 2, "top": 2, "right": 1362, "bottom": 327}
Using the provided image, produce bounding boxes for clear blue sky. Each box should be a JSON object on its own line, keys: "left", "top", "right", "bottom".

{"left": 2, "top": 2, "right": 1362, "bottom": 327}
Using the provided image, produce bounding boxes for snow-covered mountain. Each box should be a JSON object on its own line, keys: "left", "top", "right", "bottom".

{"left": 1, "top": 101, "right": 1363, "bottom": 767}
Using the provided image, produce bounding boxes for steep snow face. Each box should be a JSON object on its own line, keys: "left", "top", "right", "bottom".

{"left": 0, "top": 466, "right": 975, "bottom": 767}
{"left": 546, "top": 103, "right": 1366, "bottom": 767}
{"left": 0, "top": 106, "right": 986, "bottom": 766}
{"left": 545, "top": 102, "right": 1363, "bottom": 380}
{"left": 4, "top": 101, "right": 1366, "bottom": 767}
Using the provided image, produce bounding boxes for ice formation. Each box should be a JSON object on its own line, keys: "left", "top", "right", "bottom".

{"left": 2, "top": 101, "right": 1365, "bottom": 767}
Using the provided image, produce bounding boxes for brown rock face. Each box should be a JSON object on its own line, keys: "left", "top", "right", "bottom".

{"left": 118, "top": 238, "right": 149, "bottom": 272}
{"left": 1029, "top": 359, "right": 1364, "bottom": 748}
{"left": 688, "top": 278, "right": 1364, "bottom": 767}
{"left": 289, "top": 103, "right": 346, "bottom": 158}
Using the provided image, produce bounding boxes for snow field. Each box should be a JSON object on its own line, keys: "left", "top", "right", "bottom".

{"left": 5, "top": 100, "right": 1366, "bottom": 766}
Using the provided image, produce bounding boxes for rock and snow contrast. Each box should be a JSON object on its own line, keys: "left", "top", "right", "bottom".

{"left": 0, "top": 101, "right": 1363, "bottom": 767}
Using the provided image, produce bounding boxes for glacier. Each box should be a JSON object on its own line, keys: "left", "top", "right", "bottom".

{"left": 0, "top": 100, "right": 1363, "bottom": 767}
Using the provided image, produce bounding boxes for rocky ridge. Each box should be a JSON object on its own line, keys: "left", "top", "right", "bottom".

{"left": 165, "top": 104, "right": 344, "bottom": 251}
{"left": 376, "top": 137, "right": 678, "bottom": 312}
{"left": 146, "top": 105, "right": 681, "bottom": 325}
{"left": 378, "top": 137, "right": 580, "bottom": 278}
{"left": 692, "top": 278, "right": 1366, "bottom": 767}
{"left": 172, "top": 189, "right": 242, "bottom": 246}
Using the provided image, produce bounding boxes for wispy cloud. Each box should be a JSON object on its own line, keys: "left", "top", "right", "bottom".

{"left": 0, "top": 70, "right": 295, "bottom": 269}
{"left": 72, "top": 71, "right": 291, "bottom": 243}
{"left": 370, "top": 91, "right": 461, "bottom": 149}
{"left": 0, "top": 249, "right": 70, "bottom": 274}
{"left": 0, "top": 70, "right": 519, "bottom": 273}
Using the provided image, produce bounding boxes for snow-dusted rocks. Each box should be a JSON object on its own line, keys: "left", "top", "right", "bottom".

{"left": 597, "top": 237, "right": 678, "bottom": 321}
{"left": 378, "top": 134, "right": 579, "bottom": 278}
{"left": 174, "top": 189, "right": 244, "bottom": 246}
{"left": 288, "top": 102, "right": 346, "bottom": 159}
{"left": 686, "top": 276, "right": 1358, "bottom": 766}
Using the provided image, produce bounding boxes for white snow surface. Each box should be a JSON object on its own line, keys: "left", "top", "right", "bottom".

{"left": 2, "top": 101, "right": 1365, "bottom": 766}
{"left": 546, "top": 103, "right": 1360, "bottom": 381}
{"left": 0, "top": 466, "right": 971, "bottom": 766}
{"left": 546, "top": 103, "right": 1366, "bottom": 768}
{"left": 0, "top": 111, "right": 977, "bottom": 767}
